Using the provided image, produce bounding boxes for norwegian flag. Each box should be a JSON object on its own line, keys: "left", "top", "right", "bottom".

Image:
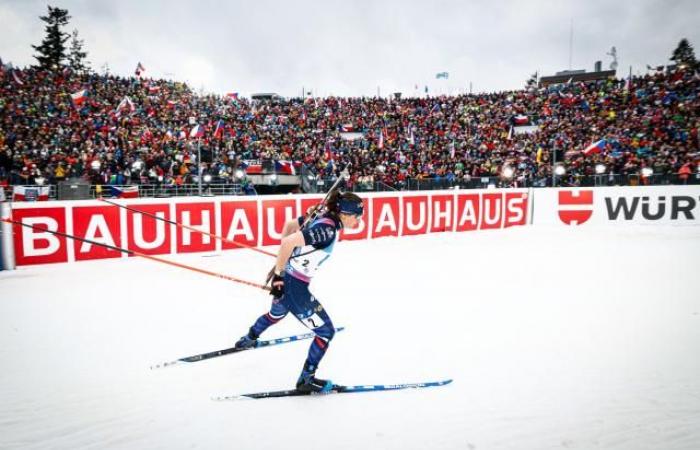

{"left": 135, "top": 62, "right": 145, "bottom": 77}
{"left": 341, "top": 123, "right": 354, "bottom": 132}
{"left": 213, "top": 120, "right": 225, "bottom": 139}
{"left": 70, "top": 89, "right": 88, "bottom": 106}
{"left": 225, "top": 92, "right": 238, "bottom": 101}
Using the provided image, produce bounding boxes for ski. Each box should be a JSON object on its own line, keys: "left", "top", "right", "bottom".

{"left": 150, "top": 327, "right": 345, "bottom": 370}
{"left": 212, "top": 379, "right": 452, "bottom": 401}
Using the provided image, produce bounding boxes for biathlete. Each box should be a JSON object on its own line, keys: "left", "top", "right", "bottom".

{"left": 235, "top": 191, "right": 364, "bottom": 393}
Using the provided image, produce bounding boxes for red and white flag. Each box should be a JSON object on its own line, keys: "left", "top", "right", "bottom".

{"left": 134, "top": 62, "right": 146, "bottom": 77}
{"left": 378, "top": 130, "right": 384, "bottom": 149}
{"left": 189, "top": 124, "right": 204, "bottom": 139}
{"left": 115, "top": 96, "right": 135, "bottom": 116}
{"left": 109, "top": 186, "right": 139, "bottom": 199}
{"left": 12, "top": 70, "right": 24, "bottom": 85}
{"left": 71, "top": 89, "right": 88, "bottom": 106}
{"left": 12, "top": 186, "right": 50, "bottom": 201}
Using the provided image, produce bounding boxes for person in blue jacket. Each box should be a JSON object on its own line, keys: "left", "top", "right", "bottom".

{"left": 235, "top": 191, "right": 364, "bottom": 393}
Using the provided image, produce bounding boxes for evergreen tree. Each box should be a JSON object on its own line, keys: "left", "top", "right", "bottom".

{"left": 68, "top": 29, "right": 90, "bottom": 73}
{"left": 670, "top": 38, "right": 698, "bottom": 69}
{"left": 32, "top": 6, "right": 71, "bottom": 70}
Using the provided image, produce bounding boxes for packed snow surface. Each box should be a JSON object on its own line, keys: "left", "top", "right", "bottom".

{"left": 1, "top": 225, "right": 699, "bottom": 450}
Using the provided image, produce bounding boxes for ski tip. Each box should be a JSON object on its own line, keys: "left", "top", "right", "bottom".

{"left": 211, "top": 395, "right": 250, "bottom": 401}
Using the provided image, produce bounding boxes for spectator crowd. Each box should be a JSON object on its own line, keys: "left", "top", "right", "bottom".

{"left": 0, "top": 62, "right": 698, "bottom": 193}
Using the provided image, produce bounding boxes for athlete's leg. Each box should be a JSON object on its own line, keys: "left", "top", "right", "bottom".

{"left": 235, "top": 297, "right": 288, "bottom": 348}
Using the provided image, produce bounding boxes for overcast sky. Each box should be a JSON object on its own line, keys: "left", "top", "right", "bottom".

{"left": 2, "top": 0, "right": 699, "bottom": 98}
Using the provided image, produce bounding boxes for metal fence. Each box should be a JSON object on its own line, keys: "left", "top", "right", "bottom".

{"left": 339, "top": 172, "right": 700, "bottom": 193}
{"left": 88, "top": 183, "right": 244, "bottom": 198}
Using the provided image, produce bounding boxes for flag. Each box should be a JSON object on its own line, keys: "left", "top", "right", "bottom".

{"left": 189, "top": 124, "right": 204, "bottom": 139}
{"left": 115, "top": 96, "right": 135, "bottom": 116}
{"left": 536, "top": 147, "right": 543, "bottom": 163}
{"left": 513, "top": 114, "right": 529, "bottom": 125}
{"left": 324, "top": 140, "right": 334, "bottom": 160}
{"left": 378, "top": 130, "right": 384, "bottom": 149}
{"left": 71, "top": 89, "right": 88, "bottom": 106}
{"left": 436, "top": 72, "right": 449, "bottom": 79}
{"left": 341, "top": 123, "right": 354, "bottom": 132}
{"left": 582, "top": 139, "right": 606, "bottom": 156}
{"left": 275, "top": 160, "right": 296, "bottom": 175}
{"left": 148, "top": 84, "right": 161, "bottom": 94}
{"left": 135, "top": 62, "right": 145, "bottom": 77}
{"left": 109, "top": 185, "right": 139, "bottom": 199}
{"left": 408, "top": 127, "right": 415, "bottom": 145}
{"left": 12, "top": 186, "right": 49, "bottom": 201}
{"left": 225, "top": 92, "right": 238, "bottom": 100}
{"left": 213, "top": 120, "right": 224, "bottom": 139}
{"left": 12, "top": 70, "right": 24, "bottom": 85}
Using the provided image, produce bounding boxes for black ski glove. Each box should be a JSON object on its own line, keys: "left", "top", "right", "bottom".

{"left": 270, "top": 272, "right": 285, "bottom": 298}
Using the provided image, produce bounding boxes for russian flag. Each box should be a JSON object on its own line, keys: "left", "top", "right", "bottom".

{"left": 189, "top": 124, "right": 204, "bottom": 139}
{"left": 582, "top": 139, "right": 606, "bottom": 156}
{"left": 109, "top": 185, "right": 139, "bottom": 199}
{"left": 71, "top": 89, "right": 88, "bottom": 106}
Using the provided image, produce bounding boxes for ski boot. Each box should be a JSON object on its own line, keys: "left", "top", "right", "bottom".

{"left": 296, "top": 362, "right": 334, "bottom": 393}
{"left": 234, "top": 329, "right": 258, "bottom": 349}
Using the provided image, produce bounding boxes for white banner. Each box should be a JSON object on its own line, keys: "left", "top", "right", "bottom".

{"left": 531, "top": 185, "right": 700, "bottom": 226}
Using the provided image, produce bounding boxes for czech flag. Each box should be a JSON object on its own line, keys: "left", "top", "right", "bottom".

{"left": 275, "top": 160, "right": 296, "bottom": 175}
{"left": 71, "top": 89, "right": 88, "bottom": 106}
{"left": 109, "top": 186, "right": 139, "bottom": 199}
{"left": 213, "top": 120, "right": 224, "bottom": 139}
{"left": 189, "top": 124, "right": 204, "bottom": 139}
{"left": 582, "top": 139, "right": 606, "bottom": 156}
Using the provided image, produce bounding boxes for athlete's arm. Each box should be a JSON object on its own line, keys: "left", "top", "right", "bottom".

{"left": 281, "top": 219, "right": 301, "bottom": 238}
{"left": 275, "top": 231, "right": 305, "bottom": 274}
